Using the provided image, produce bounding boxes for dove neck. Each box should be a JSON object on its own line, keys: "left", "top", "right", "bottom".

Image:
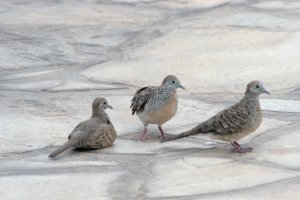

{"left": 244, "top": 91, "right": 259, "bottom": 99}
{"left": 161, "top": 85, "right": 177, "bottom": 92}
{"left": 92, "top": 108, "right": 107, "bottom": 118}
{"left": 92, "top": 109, "right": 111, "bottom": 124}
{"left": 243, "top": 92, "right": 260, "bottom": 109}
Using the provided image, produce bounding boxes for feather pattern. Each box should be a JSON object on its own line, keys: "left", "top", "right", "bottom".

{"left": 131, "top": 86, "right": 176, "bottom": 115}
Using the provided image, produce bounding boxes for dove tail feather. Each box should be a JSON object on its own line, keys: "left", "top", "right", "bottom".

{"left": 162, "top": 120, "right": 213, "bottom": 142}
{"left": 48, "top": 139, "right": 78, "bottom": 158}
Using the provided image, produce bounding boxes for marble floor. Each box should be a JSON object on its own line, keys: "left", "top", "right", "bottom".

{"left": 0, "top": 0, "right": 300, "bottom": 199}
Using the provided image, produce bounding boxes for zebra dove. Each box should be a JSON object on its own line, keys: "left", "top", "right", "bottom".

{"left": 130, "top": 75, "right": 185, "bottom": 141}
{"left": 49, "top": 97, "right": 117, "bottom": 158}
{"left": 162, "top": 81, "right": 270, "bottom": 153}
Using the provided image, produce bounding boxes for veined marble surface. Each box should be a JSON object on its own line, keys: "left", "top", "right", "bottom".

{"left": 0, "top": 0, "right": 300, "bottom": 199}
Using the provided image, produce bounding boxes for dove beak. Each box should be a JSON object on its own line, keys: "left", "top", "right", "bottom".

{"left": 179, "top": 84, "right": 185, "bottom": 90}
{"left": 107, "top": 104, "right": 113, "bottom": 109}
{"left": 263, "top": 89, "right": 271, "bottom": 95}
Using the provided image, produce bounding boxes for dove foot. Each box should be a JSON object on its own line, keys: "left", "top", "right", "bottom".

{"left": 231, "top": 141, "right": 253, "bottom": 153}
{"left": 231, "top": 147, "right": 253, "bottom": 153}
{"left": 139, "top": 128, "right": 147, "bottom": 141}
{"left": 158, "top": 126, "right": 166, "bottom": 140}
{"left": 157, "top": 135, "right": 166, "bottom": 142}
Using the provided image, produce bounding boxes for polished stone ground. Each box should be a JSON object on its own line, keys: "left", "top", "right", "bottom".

{"left": 0, "top": 0, "right": 300, "bottom": 199}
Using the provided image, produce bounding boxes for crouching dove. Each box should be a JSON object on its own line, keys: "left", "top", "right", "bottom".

{"left": 162, "top": 81, "right": 270, "bottom": 153}
{"left": 49, "top": 97, "right": 117, "bottom": 158}
{"left": 130, "top": 75, "right": 185, "bottom": 141}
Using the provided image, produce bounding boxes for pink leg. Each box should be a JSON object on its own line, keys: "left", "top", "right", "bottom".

{"left": 158, "top": 126, "right": 166, "bottom": 140}
{"left": 230, "top": 141, "right": 253, "bottom": 153}
{"left": 140, "top": 127, "right": 147, "bottom": 141}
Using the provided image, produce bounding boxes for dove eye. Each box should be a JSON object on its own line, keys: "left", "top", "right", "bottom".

{"left": 256, "top": 85, "right": 260, "bottom": 89}
{"left": 172, "top": 81, "right": 175, "bottom": 84}
{"left": 103, "top": 102, "right": 106, "bottom": 105}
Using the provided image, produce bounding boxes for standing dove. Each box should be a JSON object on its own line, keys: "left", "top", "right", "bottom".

{"left": 163, "top": 81, "right": 270, "bottom": 153}
{"left": 49, "top": 97, "right": 117, "bottom": 158}
{"left": 130, "top": 75, "right": 185, "bottom": 141}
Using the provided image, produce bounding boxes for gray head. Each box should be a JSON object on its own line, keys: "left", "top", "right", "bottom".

{"left": 161, "top": 75, "right": 185, "bottom": 90}
{"left": 92, "top": 97, "right": 113, "bottom": 111}
{"left": 246, "top": 80, "right": 270, "bottom": 96}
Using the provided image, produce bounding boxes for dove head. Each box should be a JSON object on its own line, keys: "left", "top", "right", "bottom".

{"left": 246, "top": 80, "right": 270, "bottom": 96}
{"left": 161, "top": 75, "right": 185, "bottom": 90}
{"left": 92, "top": 97, "right": 113, "bottom": 111}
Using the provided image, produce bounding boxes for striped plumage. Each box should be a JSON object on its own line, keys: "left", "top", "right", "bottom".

{"left": 131, "top": 75, "right": 184, "bottom": 141}
{"left": 132, "top": 86, "right": 176, "bottom": 115}
{"left": 163, "top": 80, "right": 270, "bottom": 153}
{"left": 49, "top": 97, "right": 117, "bottom": 158}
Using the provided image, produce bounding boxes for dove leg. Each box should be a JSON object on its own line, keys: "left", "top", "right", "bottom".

{"left": 231, "top": 141, "right": 253, "bottom": 153}
{"left": 140, "top": 127, "right": 148, "bottom": 141}
{"left": 230, "top": 141, "right": 243, "bottom": 153}
{"left": 158, "top": 126, "right": 166, "bottom": 140}
{"left": 234, "top": 141, "right": 253, "bottom": 152}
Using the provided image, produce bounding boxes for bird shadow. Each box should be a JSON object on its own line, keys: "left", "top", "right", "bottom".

{"left": 72, "top": 148, "right": 97, "bottom": 152}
